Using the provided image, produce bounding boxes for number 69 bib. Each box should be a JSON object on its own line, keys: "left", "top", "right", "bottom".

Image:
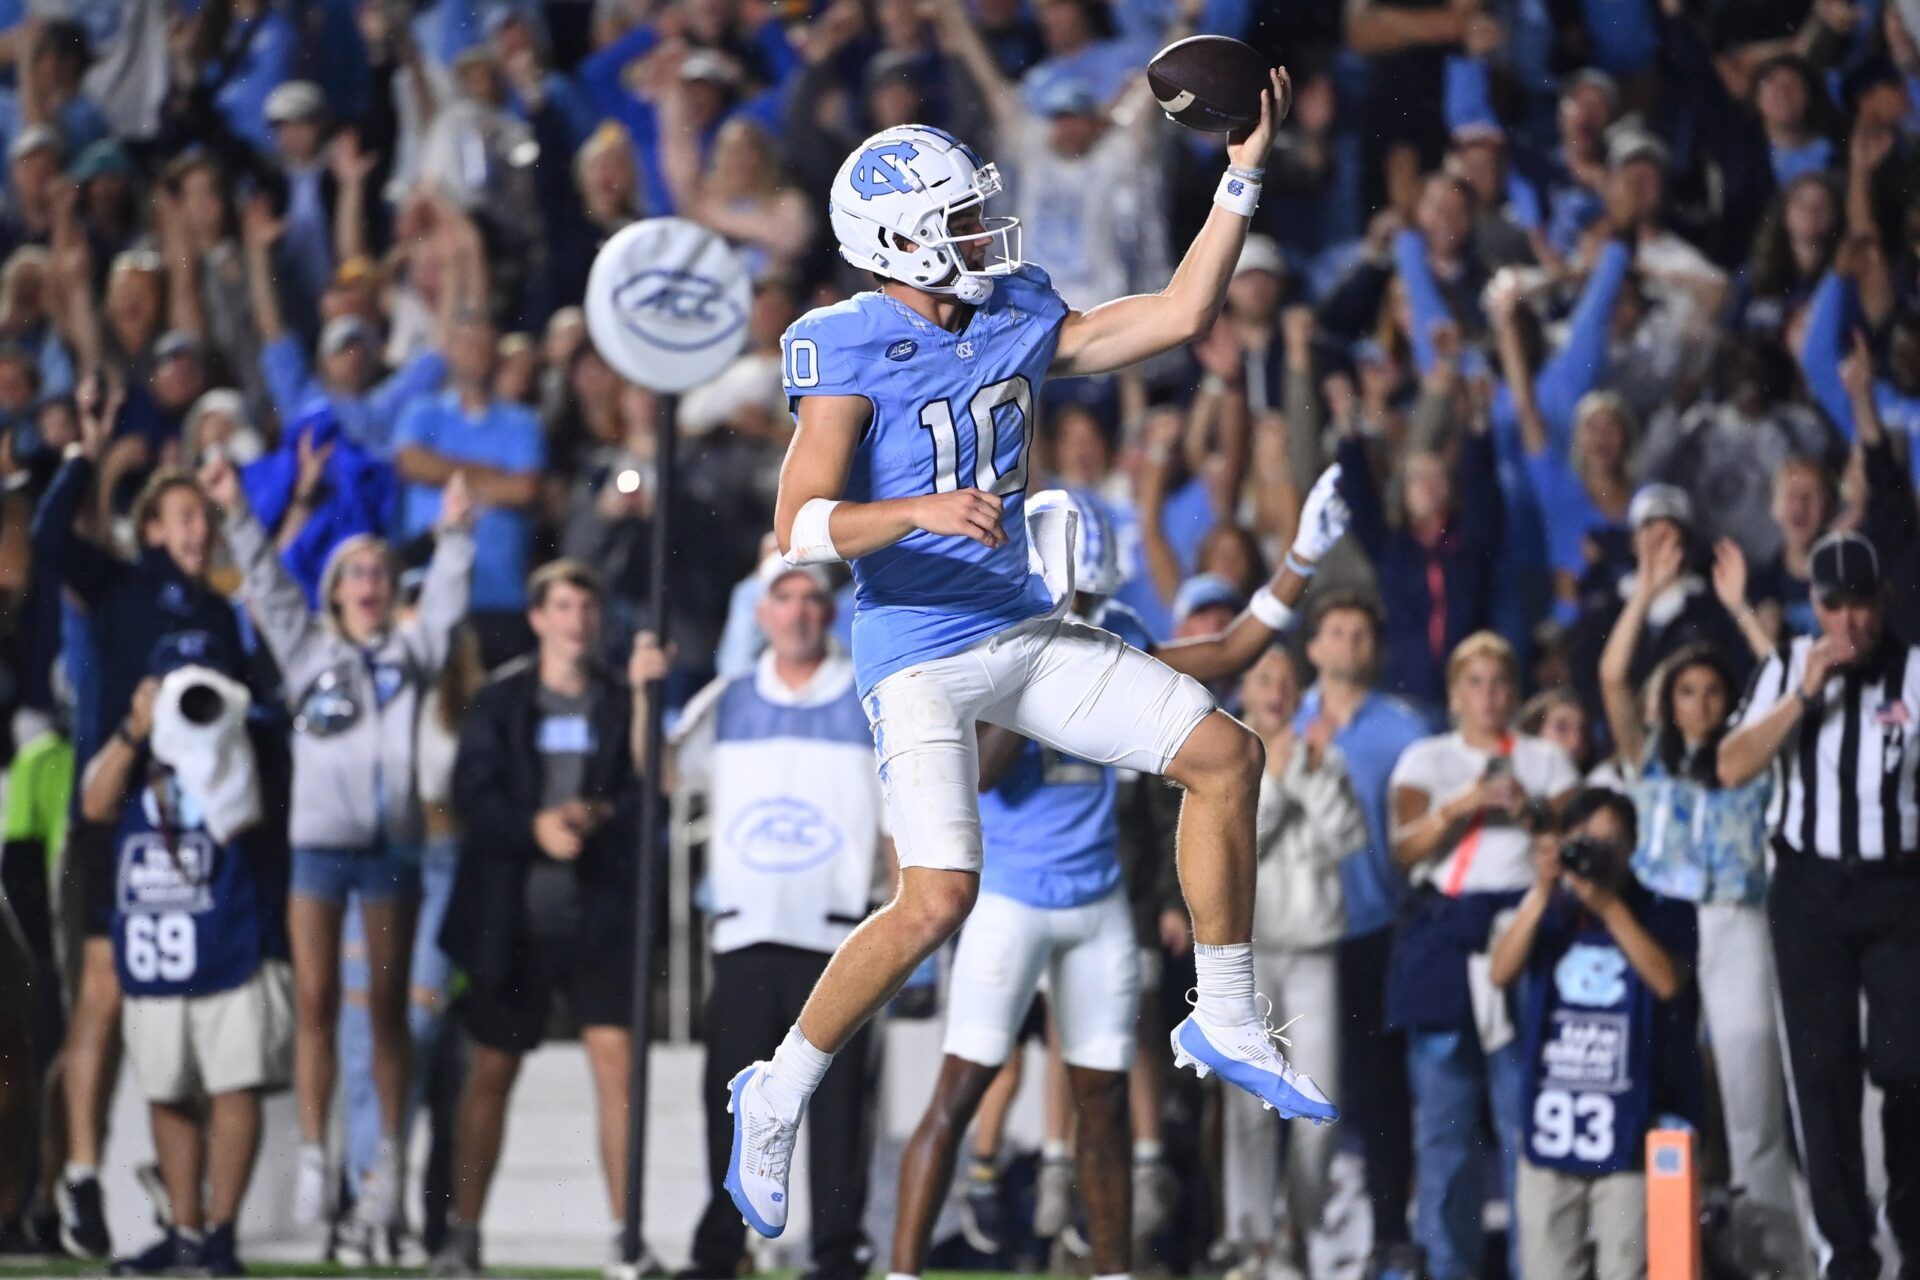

{"left": 112, "top": 777, "right": 269, "bottom": 999}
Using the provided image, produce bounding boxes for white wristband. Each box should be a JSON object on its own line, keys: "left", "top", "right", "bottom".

{"left": 785, "top": 497, "right": 843, "bottom": 566}
{"left": 1249, "top": 584, "right": 1293, "bottom": 631}
{"left": 1215, "top": 169, "right": 1261, "bottom": 218}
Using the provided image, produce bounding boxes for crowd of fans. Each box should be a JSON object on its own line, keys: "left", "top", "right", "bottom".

{"left": 0, "top": 0, "right": 1916, "bottom": 1278}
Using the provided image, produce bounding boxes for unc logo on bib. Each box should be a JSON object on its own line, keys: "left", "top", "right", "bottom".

{"left": 1555, "top": 943, "right": 1629, "bottom": 1006}
{"left": 728, "top": 798, "right": 844, "bottom": 873}
{"left": 848, "top": 141, "right": 920, "bottom": 199}
{"left": 585, "top": 218, "right": 751, "bottom": 392}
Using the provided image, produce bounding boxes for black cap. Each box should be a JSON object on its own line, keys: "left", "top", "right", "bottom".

{"left": 1810, "top": 531, "right": 1880, "bottom": 604}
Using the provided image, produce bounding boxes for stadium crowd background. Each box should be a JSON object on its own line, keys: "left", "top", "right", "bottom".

{"left": 0, "top": 0, "right": 1916, "bottom": 1278}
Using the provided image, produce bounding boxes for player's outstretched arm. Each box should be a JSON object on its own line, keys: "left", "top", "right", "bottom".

{"left": 1150, "top": 464, "right": 1347, "bottom": 684}
{"left": 776, "top": 393, "right": 1008, "bottom": 560}
{"left": 1050, "top": 68, "right": 1290, "bottom": 379}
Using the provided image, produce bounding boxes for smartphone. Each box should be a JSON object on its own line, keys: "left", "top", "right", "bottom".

{"left": 1484, "top": 756, "right": 1512, "bottom": 781}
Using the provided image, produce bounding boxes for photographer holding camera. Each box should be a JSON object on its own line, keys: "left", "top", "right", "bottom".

{"left": 1490, "top": 789, "right": 1697, "bottom": 1280}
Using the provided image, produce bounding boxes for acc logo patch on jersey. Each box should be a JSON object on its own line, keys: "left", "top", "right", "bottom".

{"left": 886, "top": 339, "right": 918, "bottom": 362}
{"left": 848, "top": 141, "right": 921, "bottom": 200}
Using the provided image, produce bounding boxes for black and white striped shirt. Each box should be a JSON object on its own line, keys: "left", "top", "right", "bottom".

{"left": 1733, "top": 635, "right": 1920, "bottom": 862}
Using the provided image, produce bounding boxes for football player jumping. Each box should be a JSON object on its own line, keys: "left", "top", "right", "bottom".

{"left": 729, "top": 68, "right": 1352, "bottom": 1237}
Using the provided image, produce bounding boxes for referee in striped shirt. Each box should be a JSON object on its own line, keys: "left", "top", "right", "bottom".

{"left": 1719, "top": 530, "right": 1920, "bottom": 1280}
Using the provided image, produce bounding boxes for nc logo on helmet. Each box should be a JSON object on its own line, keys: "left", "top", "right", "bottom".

{"left": 610, "top": 268, "right": 746, "bottom": 353}
{"left": 849, "top": 141, "right": 921, "bottom": 200}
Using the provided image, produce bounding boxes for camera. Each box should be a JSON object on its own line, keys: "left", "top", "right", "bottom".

{"left": 1558, "top": 835, "right": 1614, "bottom": 880}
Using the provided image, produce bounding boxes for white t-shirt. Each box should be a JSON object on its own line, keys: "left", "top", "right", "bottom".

{"left": 1389, "top": 731, "right": 1579, "bottom": 894}
{"left": 41, "top": 0, "right": 167, "bottom": 139}
{"left": 1004, "top": 114, "right": 1168, "bottom": 313}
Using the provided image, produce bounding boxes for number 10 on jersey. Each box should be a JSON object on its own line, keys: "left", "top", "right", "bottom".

{"left": 920, "top": 376, "right": 1034, "bottom": 497}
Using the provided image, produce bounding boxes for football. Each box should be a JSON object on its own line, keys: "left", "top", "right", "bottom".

{"left": 1147, "top": 35, "right": 1269, "bottom": 133}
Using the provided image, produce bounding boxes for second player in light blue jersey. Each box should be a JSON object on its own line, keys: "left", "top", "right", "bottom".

{"left": 727, "top": 67, "right": 1362, "bottom": 1251}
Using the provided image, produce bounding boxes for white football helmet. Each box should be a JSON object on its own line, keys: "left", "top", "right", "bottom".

{"left": 1028, "top": 488, "right": 1125, "bottom": 614}
{"left": 828, "top": 125, "right": 1022, "bottom": 304}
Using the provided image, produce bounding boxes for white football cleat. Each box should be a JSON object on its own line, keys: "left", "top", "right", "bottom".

{"left": 1170, "top": 1002, "right": 1338, "bottom": 1124}
{"left": 724, "top": 1064, "right": 798, "bottom": 1237}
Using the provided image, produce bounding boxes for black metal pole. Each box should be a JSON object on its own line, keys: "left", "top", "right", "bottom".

{"left": 623, "top": 391, "right": 675, "bottom": 1269}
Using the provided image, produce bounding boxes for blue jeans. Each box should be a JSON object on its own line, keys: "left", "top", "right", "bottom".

{"left": 1406, "top": 1027, "right": 1526, "bottom": 1280}
{"left": 338, "top": 836, "right": 459, "bottom": 1186}
{"left": 292, "top": 842, "right": 421, "bottom": 905}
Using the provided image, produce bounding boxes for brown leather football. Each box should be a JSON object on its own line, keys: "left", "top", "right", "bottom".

{"left": 1146, "top": 35, "right": 1269, "bottom": 133}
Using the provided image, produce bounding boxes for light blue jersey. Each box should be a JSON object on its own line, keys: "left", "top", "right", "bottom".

{"left": 978, "top": 603, "right": 1152, "bottom": 909}
{"left": 781, "top": 265, "right": 1069, "bottom": 696}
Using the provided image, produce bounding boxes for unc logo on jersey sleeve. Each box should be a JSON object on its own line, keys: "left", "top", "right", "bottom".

{"left": 728, "top": 798, "right": 845, "bottom": 873}
{"left": 848, "top": 142, "right": 922, "bottom": 199}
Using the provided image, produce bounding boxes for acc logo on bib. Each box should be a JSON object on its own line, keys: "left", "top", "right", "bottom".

{"left": 728, "top": 798, "right": 844, "bottom": 873}
{"left": 585, "top": 218, "right": 751, "bottom": 392}
{"left": 848, "top": 141, "right": 920, "bottom": 199}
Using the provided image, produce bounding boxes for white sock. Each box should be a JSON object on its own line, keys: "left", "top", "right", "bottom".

{"left": 887, "top": 1272, "right": 920, "bottom": 1280}
{"left": 1042, "top": 1138, "right": 1070, "bottom": 1161}
{"left": 1093, "top": 1272, "right": 1132, "bottom": 1280}
{"left": 761, "top": 1025, "right": 832, "bottom": 1121}
{"left": 176, "top": 1226, "right": 203, "bottom": 1245}
{"left": 1133, "top": 1139, "right": 1163, "bottom": 1163}
{"left": 1193, "top": 942, "right": 1257, "bottom": 1026}
{"left": 63, "top": 1162, "right": 96, "bottom": 1184}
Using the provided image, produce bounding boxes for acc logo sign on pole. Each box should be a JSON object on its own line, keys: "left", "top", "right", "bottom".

{"left": 585, "top": 217, "right": 751, "bottom": 392}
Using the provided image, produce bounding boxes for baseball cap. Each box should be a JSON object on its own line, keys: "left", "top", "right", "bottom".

{"left": 320, "top": 315, "right": 374, "bottom": 358}
{"left": 679, "top": 49, "right": 743, "bottom": 89}
{"left": 1234, "top": 234, "right": 1285, "bottom": 280}
{"left": 1810, "top": 530, "right": 1880, "bottom": 604}
{"left": 1563, "top": 68, "right": 1620, "bottom": 109}
{"left": 1607, "top": 127, "right": 1669, "bottom": 171}
{"left": 1628, "top": 483, "right": 1692, "bottom": 531}
{"left": 68, "top": 138, "right": 135, "bottom": 184}
{"left": 8, "top": 125, "right": 61, "bottom": 164}
{"left": 756, "top": 550, "right": 832, "bottom": 595}
{"left": 865, "top": 50, "right": 920, "bottom": 94}
{"left": 1038, "top": 79, "right": 1099, "bottom": 118}
{"left": 153, "top": 329, "right": 204, "bottom": 363}
{"left": 265, "top": 80, "right": 326, "bottom": 125}
{"left": 1450, "top": 118, "right": 1507, "bottom": 149}
{"left": 1172, "top": 573, "right": 1245, "bottom": 626}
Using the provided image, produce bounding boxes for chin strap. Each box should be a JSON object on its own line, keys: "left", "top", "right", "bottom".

{"left": 953, "top": 273, "right": 995, "bottom": 304}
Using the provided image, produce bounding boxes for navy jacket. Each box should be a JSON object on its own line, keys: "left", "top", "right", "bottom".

{"left": 1339, "top": 431, "right": 1504, "bottom": 709}
{"left": 30, "top": 456, "right": 248, "bottom": 757}
{"left": 439, "top": 656, "right": 643, "bottom": 989}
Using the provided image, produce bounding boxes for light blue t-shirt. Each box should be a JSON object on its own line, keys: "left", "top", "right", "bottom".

{"left": 781, "top": 259, "right": 1066, "bottom": 695}
{"left": 1296, "top": 685, "right": 1434, "bottom": 937}
{"left": 393, "top": 390, "right": 544, "bottom": 610}
{"left": 978, "top": 603, "right": 1153, "bottom": 909}
{"left": 260, "top": 334, "right": 448, "bottom": 459}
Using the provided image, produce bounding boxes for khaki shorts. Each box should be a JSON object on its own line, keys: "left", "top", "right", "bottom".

{"left": 122, "top": 960, "right": 294, "bottom": 1104}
